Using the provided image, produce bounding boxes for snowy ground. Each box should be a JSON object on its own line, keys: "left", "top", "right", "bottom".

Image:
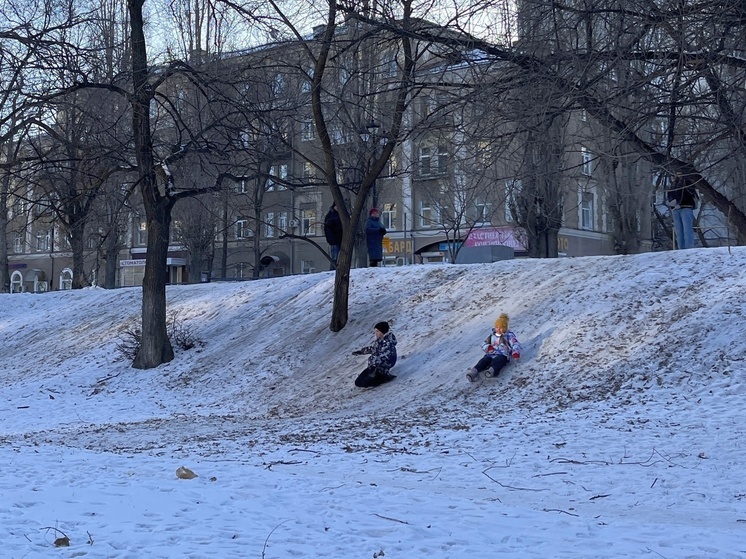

{"left": 1, "top": 247, "right": 745, "bottom": 558}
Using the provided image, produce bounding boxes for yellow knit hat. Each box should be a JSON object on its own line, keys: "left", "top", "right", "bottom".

{"left": 494, "top": 313, "right": 509, "bottom": 331}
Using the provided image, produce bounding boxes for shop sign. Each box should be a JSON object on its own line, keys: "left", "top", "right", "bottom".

{"left": 465, "top": 227, "right": 526, "bottom": 250}
{"left": 383, "top": 240, "right": 414, "bottom": 254}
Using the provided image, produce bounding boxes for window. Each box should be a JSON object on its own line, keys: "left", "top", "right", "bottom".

{"left": 329, "top": 124, "right": 350, "bottom": 145}
{"left": 385, "top": 153, "right": 398, "bottom": 177}
{"left": 240, "top": 130, "right": 252, "bottom": 148}
{"left": 171, "top": 220, "right": 182, "bottom": 243}
{"left": 475, "top": 198, "right": 492, "bottom": 224}
{"left": 235, "top": 179, "right": 248, "bottom": 193}
{"left": 13, "top": 233, "right": 23, "bottom": 253}
{"left": 266, "top": 166, "right": 288, "bottom": 191}
{"left": 581, "top": 147, "right": 593, "bottom": 176}
{"left": 381, "top": 203, "right": 396, "bottom": 230}
{"left": 60, "top": 269, "right": 73, "bottom": 290}
{"left": 137, "top": 221, "right": 147, "bottom": 245}
{"left": 12, "top": 197, "right": 25, "bottom": 217}
{"left": 420, "top": 95, "right": 432, "bottom": 119}
{"left": 382, "top": 51, "right": 398, "bottom": 77}
{"left": 301, "top": 260, "right": 315, "bottom": 274}
{"left": 235, "top": 219, "right": 253, "bottom": 239}
{"left": 419, "top": 201, "right": 439, "bottom": 228}
{"left": 301, "top": 66, "right": 314, "bottom": 93}
{"left": 505, "top": 179, "right": 521, "bottom": 222}
{"left": 419, "top": 146, "right": 432, "bottom": 176}
{"left": 36, "top": 230, "right": 50, "bottom": 251}
{"left": 266, "top": 169, "right": 276, "bottom": 192}
{"left": 476, "top": 140, "right": 493, "bottom": 168}
{"left": 10, "top": 270, "right": 23, "bottom": 293}
{"left": 273, "top": 73, "right": 286, "bottom": 95}
{"left": 265, "top": 212, "right": 275, "bottom": 237}
{"left": 234, "top": 262, "right": 250, "bottom": 279}
{"left": 300, "top": 208, "right": 316, "bottom": 236}
{"left": 279, "top": 120, "right": 290, "bottom": 142}
{"left": 418, "top": 145, "right": 448, "bottom": 177}
{"left": 301, "top": 119, "right": 315, "bottom": 141}
{"left": 580, "top": 191, "right": 594, "bottom": 230}
{"left": 278, "top": 212, "right": 288, "bottom": 233}
{"left": 175, "top": 89, "right": 187, "bottom": 112}
{"left": 302, "top": 161, "right": 315, "bottom": 181}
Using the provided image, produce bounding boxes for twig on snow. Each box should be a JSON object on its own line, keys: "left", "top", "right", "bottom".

{"left": 264, "top": 460, "right": 303, "bottom": 470}
{"left": 482, "top": 469, "right": 547, "bottom": 491}
{"left": 374, "top": 513, "right": 410, "bottom": 525}
{"left": 645, "top": 548, "right": 670, "bottom": 558}
{"left": 542, "top": 508, "right": 579, "bottom": 517}
{"left": 262, "top": 520, "right": 290, "bottom": 559}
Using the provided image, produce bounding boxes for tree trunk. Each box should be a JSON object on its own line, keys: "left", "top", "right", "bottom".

{"left": 330, "top": 229, "right": 354, "bottom": 331}
{"left": 69, "top": 222, "right": 89, "bottom": 288}
{"left": 103, "top": 233, "right": 120, "bottom": 288}
{"left": 0, "top": 183, "right": 9, "bottom": 293}
{"left": 129, "top": 0, "right": 174, "bottom": 369}
{"left": 133, "top": 200, "right": 174, "bottom": 368}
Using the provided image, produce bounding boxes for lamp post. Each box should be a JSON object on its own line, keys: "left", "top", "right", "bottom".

{"left": 359, "top": 119, "right": 380, "bottom": 208}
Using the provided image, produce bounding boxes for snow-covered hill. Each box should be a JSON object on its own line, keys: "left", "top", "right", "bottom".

{"left": 1, "top": 247, "right": 744, "bottom": 558}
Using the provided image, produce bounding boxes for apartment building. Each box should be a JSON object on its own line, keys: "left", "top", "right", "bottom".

{"left": 4, "top": 17, "right": 657, "bottom": 291}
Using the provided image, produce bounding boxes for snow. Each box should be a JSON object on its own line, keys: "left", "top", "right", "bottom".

{"left": 2, "top": 247, "right": 746, "bottom": 558}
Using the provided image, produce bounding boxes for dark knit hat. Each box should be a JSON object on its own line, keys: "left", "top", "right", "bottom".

{"left": 374, "top": 321, "right": 389, "bottom": 334}
{"left": 369, "top": 207, "right": 379, "bottom": 215}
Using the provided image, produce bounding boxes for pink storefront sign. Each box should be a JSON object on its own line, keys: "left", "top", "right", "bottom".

{"left": 464, "top": 226, "right": 527, "bottom": 250}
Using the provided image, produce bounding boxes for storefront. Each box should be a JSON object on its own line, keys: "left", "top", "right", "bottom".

{"left": 119, "top": 256, "right": 188, "bottom": 287}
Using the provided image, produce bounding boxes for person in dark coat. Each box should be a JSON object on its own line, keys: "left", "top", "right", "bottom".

{"left": 352, "top": 321, "right": 397, "bottom": 387}
{"left": 323, "top": 204, "right": 343, "bottom": 268}
{"left": 365, "top": 208, "right": 386, "bottom": 267}
{"left": 666, "top": 172, "right": 699, "bottom": 250}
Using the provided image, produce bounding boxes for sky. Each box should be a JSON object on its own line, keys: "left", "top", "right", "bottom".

{"left": 1, "top": 246, "right": 745, "bottom": 559}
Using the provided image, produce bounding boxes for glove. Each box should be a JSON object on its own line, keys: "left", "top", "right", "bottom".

{"left": 352, "top": 350, "right": 364, "bottom": 356}
{"left": 379, "top": 227, "right": 386, "bottom": 234}
{"left": 512, "top": 352, "right": 520, "bottom": 360}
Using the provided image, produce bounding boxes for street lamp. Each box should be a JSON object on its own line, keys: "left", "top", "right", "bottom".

{"left": 359, "top": 119, "right": 381, "bottom": 208}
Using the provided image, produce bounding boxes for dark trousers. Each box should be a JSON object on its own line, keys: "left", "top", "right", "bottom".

{"left": 369, "top": 259, "right": 381, "bottom": 267}
{"left": 473, "top": 354, "right": 509, "bottom": 376}
{"left": 355, "top": 366, "right": 395, "bottom": 387}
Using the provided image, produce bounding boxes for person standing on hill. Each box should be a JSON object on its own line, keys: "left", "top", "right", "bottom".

{"left": 323, "top": 204, "right": 343, "bottom": 269}
{"left": 466, "top": 313, "right": 522, "bottom": 382}
{"left": 352, "top": 321, "right": 397, "bottom": 387}
{"left": 365, "top": 208, "right": 386, "bottom": 267}
{"left": 666, "top": 172, "right": 699, "bottom": 250}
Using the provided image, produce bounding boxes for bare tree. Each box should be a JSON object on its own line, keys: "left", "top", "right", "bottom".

{"left": 172, "top": 194, "right": 217, "bottom": 282}
{"left": 368, "top": 0, "right": 746, "bottom": 245}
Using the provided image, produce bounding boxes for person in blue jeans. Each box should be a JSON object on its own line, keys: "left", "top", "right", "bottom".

{"left": 666, "top": 173, "right": 699, "bottom": 249}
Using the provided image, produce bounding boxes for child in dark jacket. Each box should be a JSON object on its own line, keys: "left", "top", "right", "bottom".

{"left": 353, "top": 321, "right": 397, "bottom": 387}
{"left": 466, "top": 313, "right": 522, "bottom": 382}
